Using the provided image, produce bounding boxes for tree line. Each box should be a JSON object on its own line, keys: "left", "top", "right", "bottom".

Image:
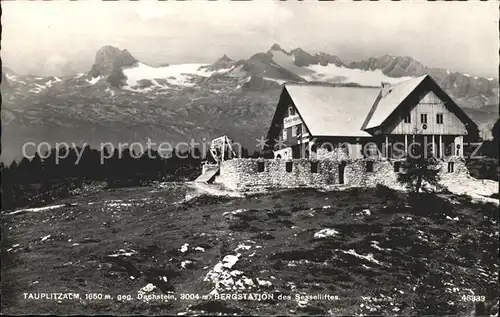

{"left": 1, "top": 145, "right": 258, "bottom": 211}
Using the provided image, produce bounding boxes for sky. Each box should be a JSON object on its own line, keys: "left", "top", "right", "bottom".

{"left": 2, "top": 1, "right": 498, "bottom": 78}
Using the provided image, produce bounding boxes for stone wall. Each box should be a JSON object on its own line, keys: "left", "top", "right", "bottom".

{"left": 344, "top": 159, "right": 398, "bottom": 188}
{"left": 219, "top": 158, "right": 338, "bottom": 190}
{"left": 315, "top": 147, "right": 349, "bottom": 160}
{"left": 437, "top": 156, "right": 469, "bottom": 181}
{"left": 217, "top": 158, "right": 240, "bottom": 190}
{"left": 218, "top": 157, "right": 469, "bottom": 191}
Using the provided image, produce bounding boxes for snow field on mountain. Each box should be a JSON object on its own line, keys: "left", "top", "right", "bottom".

{"left": 303, "top": 64, "right": 414, "bottom": 86}
{"left": 123, "top": 62, "right": 232, "bottom": 88}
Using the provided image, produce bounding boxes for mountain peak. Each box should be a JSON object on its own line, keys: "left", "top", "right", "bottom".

{"left": 349, "top": 54, "right": 427, "bottom": 78}
{"left": 88, "top": 45, "right": 137, "bottom": 78}
{"left": 378, "top": 54, "right": 419, "bottom": 65}
{"left": 2, "top": 72, "right": 10, "bottom": 89}
{"left": 218, "top": 54, "right": 233, "bottom": 62}
{"left": 2, "top": 66, "right": 15, "bottom": 75}
{"left": 270, "top": 43, "right": 283, "bottom": 51}
{"left": 291, "top": 47, "right": 307, "bottom": 54}
{"left": 94, "top": 45, "right": 136, "bottom": 61}
{"left": 289, "top": 48, "right": 345, "bottom": 67}
{"left": 202, "top": 54, "right": 236, "bottom": 72}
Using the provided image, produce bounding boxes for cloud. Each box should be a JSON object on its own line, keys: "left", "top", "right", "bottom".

{"left": 1, "top": 1, "right": 497, "bottom": 77}
{"left": 37, "top": 54, "right": 70, "bottom": 76}
{"left": 136, "top": 2, "right": 170, "bottom": 22}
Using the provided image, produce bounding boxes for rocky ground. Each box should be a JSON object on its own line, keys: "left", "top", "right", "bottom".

{"left": 1, "top": 183, "right": 498, "bottom": 315}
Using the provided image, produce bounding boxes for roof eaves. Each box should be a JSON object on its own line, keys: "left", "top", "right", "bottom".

{"left": 361, "top": 90, "right": 383, "bottom": 131}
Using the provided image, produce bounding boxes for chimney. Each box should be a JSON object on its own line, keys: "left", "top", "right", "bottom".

{"left": 381, "top": 82, "right": 392, "bottom": 97}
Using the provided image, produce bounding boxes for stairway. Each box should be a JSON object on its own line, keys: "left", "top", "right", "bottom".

{"left": 195, "top": 166, "right": 220, "bottom": 184}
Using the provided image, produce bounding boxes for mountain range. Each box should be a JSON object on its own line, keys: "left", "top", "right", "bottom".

{"left": 1, "top": 44, "right": 498, "bottom": 163}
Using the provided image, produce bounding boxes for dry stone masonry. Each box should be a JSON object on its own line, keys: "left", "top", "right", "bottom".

{"left": 216, "top": 157, "right": 468, "bottom": 191}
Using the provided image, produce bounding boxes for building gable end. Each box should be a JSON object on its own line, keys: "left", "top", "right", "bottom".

{"left": 366, "top": 75, "right": 478, "bottom": 136}
{"left": 266, "top": 87, "right": 313, "bottom": 149}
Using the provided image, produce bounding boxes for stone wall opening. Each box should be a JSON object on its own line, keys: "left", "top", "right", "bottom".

{"left": 366, "top": 161, "right": 374, "bottom": 172}
{"left": 394, "top": 161, "right": 401, "bottom": 173}
{"left": 311, "top": 161, "right": 318, "bottom": 173}
{"left": 448, "top": 162, "right": 455, "bottom": 173}
{"left": 339, "top": 161, "right": 346, "bottom": 184}
{"left": 257, "top": 161, "right": 265, "bottom": 172}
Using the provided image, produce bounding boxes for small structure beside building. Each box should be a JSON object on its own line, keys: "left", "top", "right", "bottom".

{"left": 195, "top": 135, "right": 236, "bottom": 183}
{"left": 204, "top": 74, "right": 478, "bottom": 191}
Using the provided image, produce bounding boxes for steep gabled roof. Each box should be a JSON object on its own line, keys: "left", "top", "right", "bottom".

{"left": 361, "top": 74, "right": 478, "bottom": 133}
{"left": 269, "top": 74, "right": 477, "bottom": 140}
{"left": 362, "top": 75, "right": 427, "bottom": 130}
{"left": 284, "top": 84, "right": 380, "bottom": 137}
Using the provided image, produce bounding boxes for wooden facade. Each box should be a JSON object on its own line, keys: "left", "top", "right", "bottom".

{"left": 383, "top": 91, "right": 467, "bottom": 135}
{"left": 267, "top": 89, "right": 312, "bottom": 159}
{"left": 373, "top": 86, "right": 470, "bottom": 159}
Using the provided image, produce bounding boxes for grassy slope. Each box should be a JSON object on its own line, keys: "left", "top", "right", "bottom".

{"left": 1, "top": 184, "right": 498, "bottom": 315}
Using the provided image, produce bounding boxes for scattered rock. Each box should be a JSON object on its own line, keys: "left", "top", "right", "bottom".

{"left": 314, "top": 228, "right": 339, "bottom": 239}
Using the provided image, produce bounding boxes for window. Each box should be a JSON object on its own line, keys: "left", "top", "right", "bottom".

{"left": 340, "top": 143, "right": 349, "bottom": 156}
{"left": 257, "top": 161, "right": 265, "bottom": 172}
{"left": 404, "top": 114, "right": 411, "bottom": 123}
{"left": 288, "top": 106, "right": 295, "bottom": 117}
{"left": 366, "top": 161, "right": 374, "bottom": 172}
{"left": 286, "top": 161, "right": 293, "bottom": 172}
{"left": 282, "top": 128, "right": 287, "bottom": 140}
{"left": 296, "top": 124, "right": 302, "bottom": 136}
{"left": 436, "top": 113, "right": 444, "bottom": 124}
{"left": 311, "top": 161, "right": 318, "bottom": 173}
{"left": 445, "top": 143, "right": 452, "bottom": 156}
{"left": 291, "top": 126, "right": 297, "bottom": 137}
{"left": 394, "top": 161, "right": 401, "bottom": 173}
{"left": 448, "top": 162, "right": 454, "bottom": 173}
{"left": 420, "top": 113, "right": 427, "bottom": 124}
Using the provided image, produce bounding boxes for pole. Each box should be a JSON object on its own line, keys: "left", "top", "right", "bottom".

{"left": 439, "top": 135, "right": 443, "bottom": 158}
{"left": 385, "top": 135, "right": 389, "bottom": 158}
{"left": 432, "top": 135, "right": 435, "bottom": 158}
{"left": 405, "top": 134, "right": 408, "bottom": 157}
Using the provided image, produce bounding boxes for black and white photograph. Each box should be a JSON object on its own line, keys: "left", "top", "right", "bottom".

{"left": 1, "top": 1, "right": 499, "bottom": 315}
